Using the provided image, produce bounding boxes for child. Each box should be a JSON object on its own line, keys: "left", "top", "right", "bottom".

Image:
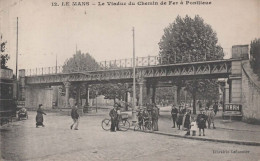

{"left": 190, "top": 117, "right": 197, "bottom": 136}
{"left": 196, "top": 109, "right": 207, "bottom": 136}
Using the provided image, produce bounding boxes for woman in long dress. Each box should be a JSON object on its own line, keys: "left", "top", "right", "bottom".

{"left": 36, "top": 104, "right": 46, "bottom": 128}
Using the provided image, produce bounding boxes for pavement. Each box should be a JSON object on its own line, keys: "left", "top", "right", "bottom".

{"left": 125, "top": 106, "right": 260, "bottom": 146}
{"left": 1, "top": 109, "right": 260, "bottom": 161}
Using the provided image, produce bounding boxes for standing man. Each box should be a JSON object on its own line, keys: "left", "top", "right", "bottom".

{"left": 70, "top": 103, "right": 79, "bottom": 130}
{"left": 171, "top": 104, "right": 178, "bottom": 128}
{"left": 116, "top": 105, "right": 121, "bottom": 131}
{"left": 152, "top": 103, "right": 159, "bottom": 131}
{"left": 183, "top": 109, "right": 191, "bottom": 136}
{"left": 213, "top": 102, "right": 219, "bottom": 115}
{"left": 109, "top": 106, "right": 118, "bottom": 132}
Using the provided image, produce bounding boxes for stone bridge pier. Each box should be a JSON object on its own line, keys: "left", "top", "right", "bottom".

{"left": 226, "top": 45, "right": 249, "bottom": 105}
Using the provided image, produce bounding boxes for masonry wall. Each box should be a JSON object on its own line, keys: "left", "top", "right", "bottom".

{"left": 25, "top": 86, "right": 53, "bottom": 110}
{"left": 241, "top": 61, "right": 260, "bottom": 120}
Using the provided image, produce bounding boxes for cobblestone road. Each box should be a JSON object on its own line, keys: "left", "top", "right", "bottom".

{"left": 1, "top": 111, "right": 259, "bottom": 161}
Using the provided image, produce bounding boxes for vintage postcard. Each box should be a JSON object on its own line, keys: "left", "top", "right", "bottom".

{"left": 0, "top": 0, "right": 259, "bottom": 160}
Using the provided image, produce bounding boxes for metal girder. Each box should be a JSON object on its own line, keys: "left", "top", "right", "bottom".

{"left": 25, "top": 60, "right": 232, "bottom": 85}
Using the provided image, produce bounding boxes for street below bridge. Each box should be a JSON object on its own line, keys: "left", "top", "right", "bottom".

{"left": 1, "top": 110, "right": 259, "bottom": 161}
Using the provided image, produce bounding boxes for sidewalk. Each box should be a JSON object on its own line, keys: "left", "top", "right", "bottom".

{"left": 126, "top": 106, "right": 260, "bottom": 146}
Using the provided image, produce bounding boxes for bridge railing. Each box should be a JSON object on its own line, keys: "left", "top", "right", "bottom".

{"left": 25, "top": 56, "right": 160, "bottom": 76}
{"left": 24, "top": 55, "right": 219, "bottom": 76}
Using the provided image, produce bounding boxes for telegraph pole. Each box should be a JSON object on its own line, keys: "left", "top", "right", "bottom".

{"left": 16, "top": 17, "right": 18, "bottom": 79}
{"left": 16, "top": 17, "right": 19, "bottom": 100}
{"left": 132, "top": 27, "right": 136, "bottom": 123}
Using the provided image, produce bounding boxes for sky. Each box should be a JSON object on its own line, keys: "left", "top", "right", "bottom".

{"left": 0, "top": 0, "right": 259, "bottom": 72}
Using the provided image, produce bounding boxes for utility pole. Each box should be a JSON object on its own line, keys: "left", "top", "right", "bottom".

{"left": 16, "top": 17, "right": 19, "bottom": 100}
{"left": 132, "top": 27, "right": 136, "bottom": 123}
{"left": 16, "top": 17, "right": 18, "bottom": 79}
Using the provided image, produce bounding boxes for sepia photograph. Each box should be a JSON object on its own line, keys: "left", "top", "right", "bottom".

{"left": 0, "top": 0, "right": 260, "bottom": 160}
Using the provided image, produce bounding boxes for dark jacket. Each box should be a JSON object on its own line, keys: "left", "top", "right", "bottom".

{"left": 71, "top": 107, "right": 79, "bottom": 119}
{"left": 183, "top": 113, "right": 191, "bottom": 129}
{"left": 109, "top": 108, "right": 118, "bottom": 120}
{"left": 213, "top": 104, "right": 218, "bottom": 113}
{"left": 152, "top": 107, "right": 159, "bottom": 120}
{"left": 36, "top": 107, "right": 46, "bottom": 123}
{"left": 171, "top": 108, "right": 178, "bottom": 118}
{"left": 197, "top": 113, "right": 207, "bottom": 129}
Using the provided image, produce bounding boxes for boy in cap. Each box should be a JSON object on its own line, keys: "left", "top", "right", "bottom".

{"left": 196, "top": 109, "right": 207, "bottom": 136}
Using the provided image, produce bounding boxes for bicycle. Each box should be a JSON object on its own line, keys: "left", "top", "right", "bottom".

{"left": 134, "top": 118, "right": 153, "bottom": 132}
{"left": 101, "top": 113, "right": 130, "bottom": 131}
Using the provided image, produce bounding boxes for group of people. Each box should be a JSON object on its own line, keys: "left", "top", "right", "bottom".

{"left": 35, "top": 101, "right": 218, "bottom": 136}
{"left": 136, "top": 103, "right": 160, "bottom": 131}
{"left": 171, "top": 103, "right": 218, "bottom": 136}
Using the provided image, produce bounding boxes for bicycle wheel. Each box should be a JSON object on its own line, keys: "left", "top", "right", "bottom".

{"left": 134, "top": 124, "right": 141, "bottom": 131}
{"left": 119, "top": 120, "right": 130, "bottom": 131}
{"left": 101, "top": 119, "right": 111, "bottom": 131}
{"left": 145, "top": 122, "right": 152, "bottom": 132}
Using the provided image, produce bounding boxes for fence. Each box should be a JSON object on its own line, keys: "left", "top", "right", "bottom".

{"left": 24, "top": 55, "right": 222, "bottom": 76}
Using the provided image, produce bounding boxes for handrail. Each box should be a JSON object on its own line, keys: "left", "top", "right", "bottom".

{"left": 23, "top": 56, "right": 232, "bottom": 76}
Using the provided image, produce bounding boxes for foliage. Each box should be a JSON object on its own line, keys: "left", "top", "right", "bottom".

{"left": 0, "top": 41, "right": 9, "bottom": 69}
{"left": 62, "top": 51, "right": 129, "bottom": 106}
{"left": 159, "top": 15, "right": 224, "bottom": 63}
{"left": 158, "top": 15, "right": 224, "bottom": 114}
{"left": 250, "top": 38, "right": 260, "bottom": 78}
{"left": 184, "top": 79, "right": 219, "bottom": 101}
{"left": 155, "top": 87, "right": 174, "bottom": 104}
{"left": 63, "top": 50, "right": 99, "bottom": 73}
{"left": 61, "top": 51, "right": 99, "bottom": 99}
{"left": 99, "top": 83, "right": 129, "bottom": 102}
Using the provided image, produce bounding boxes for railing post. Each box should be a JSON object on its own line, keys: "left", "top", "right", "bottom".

{"left": 174, "top": 52, "right": 177, "bottom": 63}
{"left": 125, "top": 59, "right": 127, "bottom": 68}
{"left": 136, "top": 57, "right": 138, "bottom": 67}
{"left": 142, "top": 57, "right": 144, "bottom": 66}
{"left": 148, "top": 56, "right": 150, "bottom": 66}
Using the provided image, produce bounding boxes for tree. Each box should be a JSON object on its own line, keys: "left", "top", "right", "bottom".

{"left": 62, "top": 51, "right": 130, "bottom": 107}
{"left": 250, "top": 38, "right": 260, "bottom": 79}
{"left": 99, "top": 83, "right": 128, "bottom": 103}
{"left": 62, "top": 51, "right": 100, "bottom": 103}
{"left": 1, "top": 41, "right": 9, "bottom": 69}
{"left": 63, "top": 50, "right": 99, "bottom": 73}
{"left": 158, "top": 15, "right": 224, "bottom": 114}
